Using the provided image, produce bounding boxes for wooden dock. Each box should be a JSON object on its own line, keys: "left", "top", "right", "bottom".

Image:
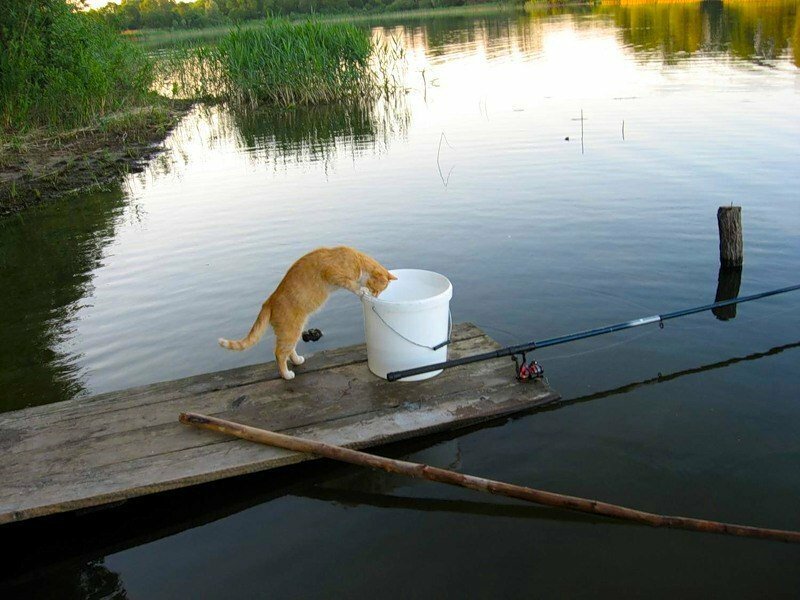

{"left": 0, "top": 323, "right": 559, "bottom": 525}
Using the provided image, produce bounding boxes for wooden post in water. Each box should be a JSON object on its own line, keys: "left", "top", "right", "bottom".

{"left": 180, "top": 412, "right": 800, "bottom": 544}
{"left": 717, "top": 206, "right": 743, "bottom": 267}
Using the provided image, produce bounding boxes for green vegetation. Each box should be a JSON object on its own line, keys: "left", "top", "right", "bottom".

{"left": 94, "top": 0, "right": 520, "bottom": 30}
{"left": 0, "top": 1, "right": 186, "bottom": 213}
{"left": 0, "top": 0, "right": 154, "bottom": 133}
{"left": 216, "top": 20, "right": 373, "bottom": 104}
{"left": 168, "top": 19, "right": 400, "bottom": 105}
{"left": 0, "top": 3, "right": 400, "bottom": 212}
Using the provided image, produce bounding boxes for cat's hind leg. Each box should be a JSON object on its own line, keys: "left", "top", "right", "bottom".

{"left": 274, "top": 322, "right": 304, "bottom": 380}
{"left": 290, "top": 349, "right": 305, "bottom": 365}
{"left": 275, "top": 342, "right": 297, "bottom": 380}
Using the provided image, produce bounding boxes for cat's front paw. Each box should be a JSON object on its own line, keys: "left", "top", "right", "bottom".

{"left": 282, "top": 370, "right": 296, "bottom": 380}
{"left": 291, "top": 354, "right": 305, "bottom": 365}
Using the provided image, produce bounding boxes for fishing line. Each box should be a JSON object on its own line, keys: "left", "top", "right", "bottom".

{"left": 475, "top": 323, "right": 518, "bottom": 339}
{"left": 536, "top": 278, "right": 656, "bottom": 314}
{"left": 475, "top": 280, "right": 658, "bottom": 342}
{"left": 535, "top": 326, "right": 659, "bottom": 362}
{"left": 476, "top": 320, "right": 658, "bottom": 363}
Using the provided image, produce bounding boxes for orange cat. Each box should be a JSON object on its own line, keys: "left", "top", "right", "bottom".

{"left": 219, "top": 246, "right": 396, "bottom": 380}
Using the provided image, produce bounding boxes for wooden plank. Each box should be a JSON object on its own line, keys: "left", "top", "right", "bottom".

{"left": 1, "top": 322, "right": 486, "bottom": 428}
{"left": 0, "top": 324, "right": 559, "bottom": 524}
{"left": 2, "top": 331, "right": 495, "bottom": 460}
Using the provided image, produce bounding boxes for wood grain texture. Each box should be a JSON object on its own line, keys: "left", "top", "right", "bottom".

{"left": 717, "top": 206, "right": 743, "bottom": 267}
{"left": 0, "top": 324, "right": 560, "bottom": 524}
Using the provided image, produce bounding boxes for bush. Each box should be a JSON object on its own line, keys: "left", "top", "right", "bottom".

{"left": 0, "top": 1, "right": 154, "bottom": 132}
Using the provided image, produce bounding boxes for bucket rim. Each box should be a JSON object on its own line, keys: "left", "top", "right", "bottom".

{"left": 361, "top": 268, "right": 452, "bottom": 309}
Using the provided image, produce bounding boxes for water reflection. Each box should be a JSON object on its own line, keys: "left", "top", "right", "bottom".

{"left": 5, "top": 560, "right": 127, "bottom": 600}
{"left": 598, "top": 0, "right": 799, "bottom": 64}
{"left": 380, "top": 1, "right": 799, "bottom": 66}
{"left": 551, "top": 338, "right": 800, "bottom": 409}
{"left": 0, "top": 189, "right": 127, "bottom": 411}
{"left": 230, "top": 97, "right": 411, "bottom": 168}
{"left": 381, "top": 12, "right": 549, "bottom": 60}
{"left": 713, "top": 266, "right": 743, "bottom": 320}
{"left": 154, "top": 96, "right": 410, "bottom": 178}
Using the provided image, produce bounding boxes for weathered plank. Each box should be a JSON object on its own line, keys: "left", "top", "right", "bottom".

{"left": 0, "top": 324, "right": 560, "bottom": 524}
{"left": 1, "top": 322, "right": 486, "bottom": 430}
{"left": 2, "top": 332, "right": 494, "bottom": 460}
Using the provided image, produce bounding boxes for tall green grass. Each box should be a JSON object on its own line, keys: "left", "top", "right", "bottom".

{"left": 0, "top": 1, "right": 154, "bottom": 133}
{"left": 168, "top": 19, "right": 398, "bottom": 106}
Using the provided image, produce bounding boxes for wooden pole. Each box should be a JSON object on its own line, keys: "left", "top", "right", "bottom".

{"left": 180, "top": 412, "right": 800, "bottom": 544}
{"left": 718, "top": 206, "right": 743, "bottom": 267}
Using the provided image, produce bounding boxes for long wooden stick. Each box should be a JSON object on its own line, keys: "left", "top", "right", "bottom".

{"left": 179, "top": 412, "right": 800, "bottom": 544}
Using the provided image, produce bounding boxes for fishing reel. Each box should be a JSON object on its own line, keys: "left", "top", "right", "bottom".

{"left": 302, "top": 328, "right": 323, "bottom": 342}
{"left": 512, "top": 352, "right": 544, "bottom": 382}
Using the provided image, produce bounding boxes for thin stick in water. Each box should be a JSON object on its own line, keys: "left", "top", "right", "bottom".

{"left": 436, "top": 132, "right": 454, "bottom": 187}
{"left": 179, "top": 412, "right": 800, "bottom": 544}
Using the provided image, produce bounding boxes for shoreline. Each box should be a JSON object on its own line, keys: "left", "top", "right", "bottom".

{"left": 0, "top": 2, "right": 593, "bottom": 217}
{"left": 126, "top": 2, "right": 595, "bottom": 49}
{"left": 0, "top": 100, "right": 191, "bottom": 218}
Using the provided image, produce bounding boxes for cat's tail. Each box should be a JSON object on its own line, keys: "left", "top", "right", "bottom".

{"left": 219, "top": 301, "right": 271, "bottom": 351}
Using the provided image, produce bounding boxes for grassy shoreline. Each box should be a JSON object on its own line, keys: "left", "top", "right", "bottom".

{"left": 0, "top": 8, "right": 396, "bottom": 215}
{"left": 0, "top": 0, "right": 175, "bottom": 215}
{"left": 0, "top": 100, "right": 190, "bottom": 217}
{"left": 1, "top": 1, "right": 588, "bottom": 215}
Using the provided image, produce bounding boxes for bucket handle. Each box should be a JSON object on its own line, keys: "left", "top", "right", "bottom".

{"left": 370, "top": 305, "right": 452, "bottom": 351}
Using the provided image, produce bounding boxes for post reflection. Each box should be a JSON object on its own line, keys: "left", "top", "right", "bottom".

{"left": 713, "top": 266, "right": 743, "bottom": 321}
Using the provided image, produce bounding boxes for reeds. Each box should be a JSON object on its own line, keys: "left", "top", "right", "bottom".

{"left": 167, "top": 19, "right": 400, "bottom": 107}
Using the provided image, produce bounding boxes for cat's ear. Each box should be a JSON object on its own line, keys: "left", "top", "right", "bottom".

{"left": 388, "top": 273, "right": 398, "bottom": 280}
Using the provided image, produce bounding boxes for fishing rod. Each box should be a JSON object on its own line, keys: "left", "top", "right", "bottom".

{"left": 386, "top": 283, "right": 800, "bottom": 382}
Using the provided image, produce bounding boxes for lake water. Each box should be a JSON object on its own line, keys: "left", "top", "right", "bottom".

{"left": 2, "top": 1, "right": 800, "bottom": 596}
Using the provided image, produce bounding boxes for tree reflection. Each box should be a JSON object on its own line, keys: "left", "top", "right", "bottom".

{"left": 597, "top": 0, "right": 799, "bottom": 64}
{"left": 0, "top": 189, "right": 127, "bottom": 411}
{"left": 1, "top": 558, "right": 127, "bottom": 599}
{"left": 382, "top": 2, "right": 797, "bottom": 67}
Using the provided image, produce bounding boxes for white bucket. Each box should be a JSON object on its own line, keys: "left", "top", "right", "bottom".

{"left": 361, "top": 269, "right": 453, "bottom": 381}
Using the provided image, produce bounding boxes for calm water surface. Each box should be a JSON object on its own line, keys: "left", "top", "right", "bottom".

{"left": 2, "top": 2, "right": 800, "bottom": 597}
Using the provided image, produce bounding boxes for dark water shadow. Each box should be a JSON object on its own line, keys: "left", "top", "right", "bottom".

{"left": 295, "top": 485, "right": 626, "bottom": 527}
{"left": 0, "top": 188, "right": 128, "bottom": 412}
{"left": 713, "top": 266, "right": 743, "bottom": 321}
{"left": 534, "top": 338, "right": 800, "bottom": 415}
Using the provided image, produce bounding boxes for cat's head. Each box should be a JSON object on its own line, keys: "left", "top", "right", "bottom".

{"left": 365, "top": 269, "right": 397, "bottom": 297}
